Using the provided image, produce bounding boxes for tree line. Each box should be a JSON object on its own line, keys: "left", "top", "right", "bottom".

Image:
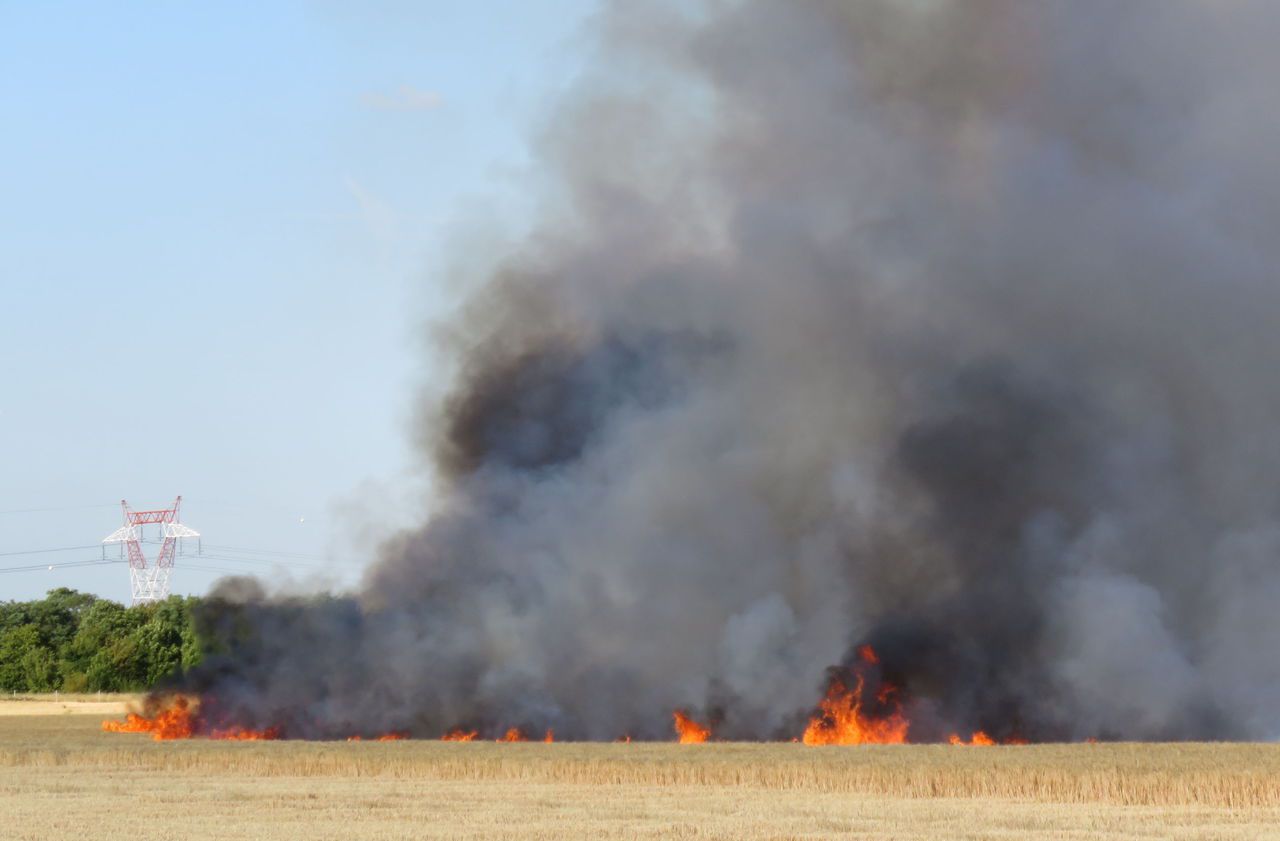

{"left": 0, "top": 587, "right": 202, "bottom": 693}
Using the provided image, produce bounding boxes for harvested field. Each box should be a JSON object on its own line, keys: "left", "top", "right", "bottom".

{"left": 0, "top": 694, "right": 137, "bottom": 718}
{"left": 2, "top": 707, "right": 1278, "bottom": 840}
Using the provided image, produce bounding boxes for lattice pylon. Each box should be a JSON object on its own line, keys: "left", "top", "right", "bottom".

{"left": 102, "top": 496, "right": 199, "bottom": 605}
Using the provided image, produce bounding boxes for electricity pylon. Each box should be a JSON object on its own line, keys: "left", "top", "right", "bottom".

{"left": 102, "top": 496, "right": 199, "bottom": 605}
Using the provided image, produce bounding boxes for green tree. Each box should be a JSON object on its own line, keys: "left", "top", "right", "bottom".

{"left": 0, "top": 625, "right": 60, "bottom": 691}
{"left": 85, "top": 635, "right": 146, "bottom": 691}
{"left": 138, "top": 596, "right": 202, "bottom": 684}
{"left": 21, "top": 643, "right": 59, "bottom": 691}
{"left": 0, "top": 589, "right": 205, "bottom": 692}
{"left": 64, "top": 600, "right": 143, "bottom": 691}
{"left": 0, "top": 625, "right": 40, "bottom": 691}
{"left": 30, "top": 588, "right": 97, "bottom": 652}
{"left": 0, "top": 601, "right": 33, "bottom": 633}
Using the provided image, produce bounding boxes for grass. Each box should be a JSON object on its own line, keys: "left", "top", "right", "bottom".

{"left": 2, "top": 700, "right": 1279, "bottom": 840}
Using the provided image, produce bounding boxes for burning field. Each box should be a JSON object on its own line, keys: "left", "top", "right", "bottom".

{"left": 8, "top": 711, "right": 1280, "bottom": 840}
{"left": 98, "top": 643, "right": 1000, "bottom": 745}
{"left": 100, "top": 0, "right": 1280, "bottom": 750}
{"left": 12, "top": 0, "right": 1280, "bottom": 837}
{"left": 99, "top": 644, "right": 1027, "bottom": 746}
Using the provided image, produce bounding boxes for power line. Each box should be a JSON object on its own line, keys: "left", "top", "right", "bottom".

{"left": 0, "top": 554, "right": 316, "bottom": 577}
{"left": 132, "top": 539, "right": 327, "bottom": 568}
{"left": 1, "top": 559, "right": 259, "bottom": 578}
{"left": 0, "top": 516, "right": 335, "bottom": 581}
{"left": 0, "top": 558, "right": 123, "bottom": 575}
{"left": 0, "top": 544, "right": 327, "bottom": 572}
{"left": 199, "top": 543, "right": 327, "bottom": 561}
{"left": 129, "top": 538, "right": 327, "bottom": 562}
{"left": 0, "top": 544, "right": 104, "bottom": 558}
{"left": 181, "top": 563, "right": 264, "bottom": 576}
{"left": 193, "top": 553, "right": 324, "bottom": 571}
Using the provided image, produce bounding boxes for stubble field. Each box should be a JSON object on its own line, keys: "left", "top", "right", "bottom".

{"left": 2, "top": 697, "right": 1278, "bottom": 840}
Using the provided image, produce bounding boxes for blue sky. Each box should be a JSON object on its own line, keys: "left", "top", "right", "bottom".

{"left": 0, "top": 1, "right": 599, "bottom": 601}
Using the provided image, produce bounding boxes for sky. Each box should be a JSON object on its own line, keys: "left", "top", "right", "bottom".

{"left": 0, "top": 1, "right": 600, "bottom": 602}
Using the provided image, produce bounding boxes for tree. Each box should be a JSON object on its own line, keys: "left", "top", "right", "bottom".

{"left": 21, "top": 643, "right": 59, "bottom": 691}
{"left": 0, "top": 589, "right": 206, "bottom": 692}
{"left": 64, "top": 600, "right": 143, "bottom": 691}
{"left": 144, "top": 596, "right": 202, "bottom": 684}
{"left": 30, "top": 588, "right": 97, "bottom": 651}
{"left": 0, "top": 625, "right": 40, "bottom": 691}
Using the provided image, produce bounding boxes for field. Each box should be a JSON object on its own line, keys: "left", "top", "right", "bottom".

{"left": 2, "top": 697, "right": 1278, "bottom": 840}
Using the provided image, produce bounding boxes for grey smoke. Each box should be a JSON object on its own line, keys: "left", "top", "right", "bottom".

{"left": 183, "top": 0, "right": 1280, "bottom": 741}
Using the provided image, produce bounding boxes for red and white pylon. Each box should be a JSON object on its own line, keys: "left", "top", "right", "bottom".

{"left": 102, "top": 496, "right": 199, "bottom": 605}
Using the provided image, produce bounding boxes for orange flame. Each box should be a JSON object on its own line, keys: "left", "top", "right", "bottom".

{"left": 101, "top": 695, "right": 197, "bottom": 741}
{"left": 544, "top": 729, "right": 554, "bottom": 743}
{"left": 102, "top": 695, "right": 286, "bottom": 741}
{"left": 208, "top": 725, "right": 280, "bottom": 741}
{"left": 948, "top": 730, "right": 995, "bottom": 746}
{"left": 347, "top": 731, "right": 408, "bottom": 742}
{"left": 673, "top": 710, "right": 711, "bottom": 744}
{"left": 441, "top": 728, "right": 479, "bottom": 742}
{"left": 499, "top": 727, "right": 527, "bottom": 742}
{"left": 802, "top": 646, "right": 909, "bottom": 746}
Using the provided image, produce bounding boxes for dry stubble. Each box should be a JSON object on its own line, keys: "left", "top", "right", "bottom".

{"left": 2, "top": 703, "right": 1277, "bottom": 840}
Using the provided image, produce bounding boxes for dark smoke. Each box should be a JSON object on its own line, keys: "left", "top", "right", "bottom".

{"left": 179, "top": 0, "right": 1280, "bottom": 741}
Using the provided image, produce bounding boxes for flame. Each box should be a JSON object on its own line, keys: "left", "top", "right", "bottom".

{"left": 802, "top": 675, "right": 909, "bottom": 745}
{"left": 616, "top": 734, "right": 632, "bottom": 743}
{"left": 346, "top": 731, "right": 408, "bottom": 742}
{"left": 102, "top": 694, "right": 286, "bottom": 741}
{"left": 101, "top": 695, "right": 196, "bottom": 741}
{"left": 209, "top": 725, "right": 280, "bottom": 741}
{"left": 948, "top": 730, "right": 995, "bottom": 746}
{"left": 673, "top": 710, "right": 711, "bottom": 744}
{"left": 802, "top": 646, "right": 909, "bottom": 746}
{"left": 98, "top": 655, "right": 1056, "bottom": 747}
{"left": 499, "top": 727, "right": 527, "bottom": 742}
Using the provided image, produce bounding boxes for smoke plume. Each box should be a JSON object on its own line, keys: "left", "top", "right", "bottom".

{"left": 182, "top": 0, "right": 1280, "bottom": 741}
